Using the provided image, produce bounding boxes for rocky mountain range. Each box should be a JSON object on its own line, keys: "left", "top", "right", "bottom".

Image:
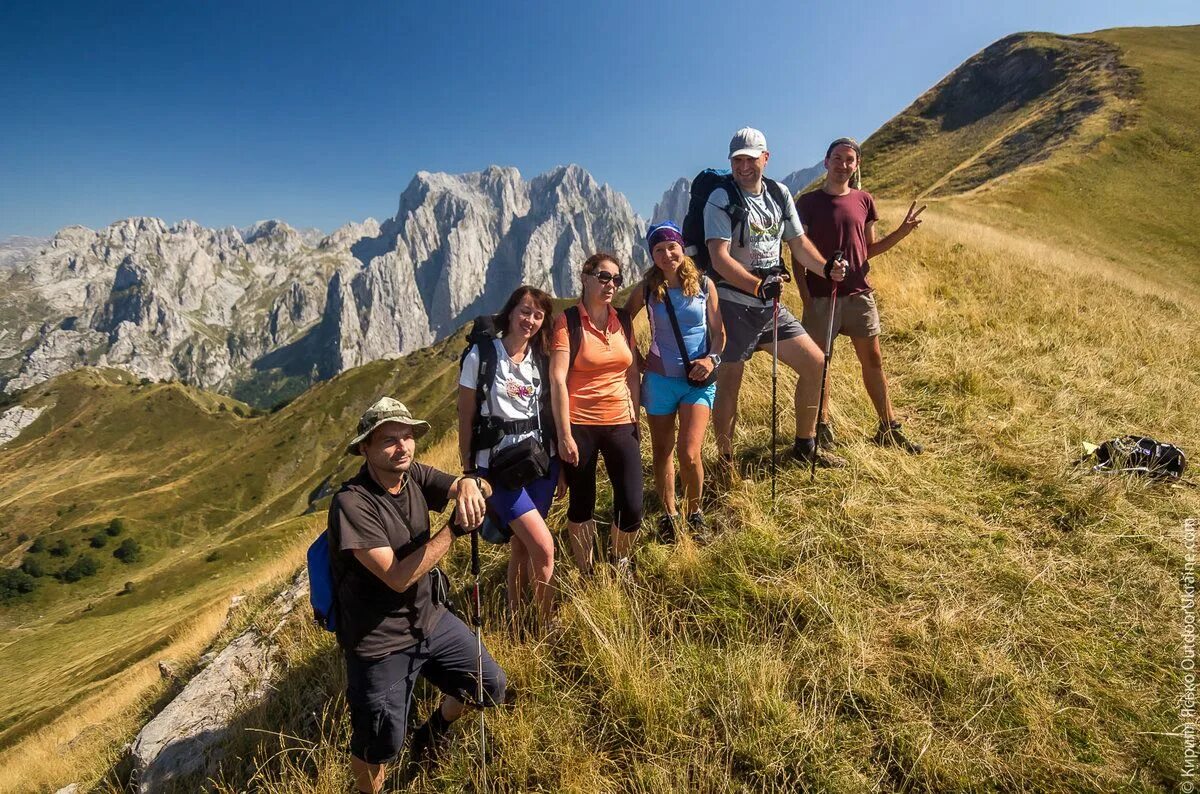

{"left": 0, "top": 165, "right": 647, "bottom": 404}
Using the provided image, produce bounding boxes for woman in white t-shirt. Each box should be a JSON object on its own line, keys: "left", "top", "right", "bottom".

{"left": 456, "top": 286, "right": 559, "bottom": 630}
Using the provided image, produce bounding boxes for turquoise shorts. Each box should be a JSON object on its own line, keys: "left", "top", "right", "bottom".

{"left": 643, "top": 371, "right": 716, "bottom": 416}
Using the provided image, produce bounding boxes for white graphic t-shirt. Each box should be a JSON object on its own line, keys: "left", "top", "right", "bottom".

{"left": 458, "top": 338, "right": 546, "bottom": 468}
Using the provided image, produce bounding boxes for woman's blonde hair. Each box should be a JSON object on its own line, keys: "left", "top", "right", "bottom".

{"left": 645, "top": 254, "right": 702, "bottom": 303}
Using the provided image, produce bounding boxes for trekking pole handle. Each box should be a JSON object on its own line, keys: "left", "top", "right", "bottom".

{"left": 823, "top": 250, "right": 845, "bottom": 281}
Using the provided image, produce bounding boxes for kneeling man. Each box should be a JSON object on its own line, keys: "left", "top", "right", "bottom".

{"left": 330, "top": 397, "right": 505, "bottom": 793}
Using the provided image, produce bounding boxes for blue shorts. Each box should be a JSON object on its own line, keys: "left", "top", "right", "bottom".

{"left": 643, "top": 371, "right": 716, "bottom": 416}
{"left": 478, "top": 456, "right": 560, "bottom": 525}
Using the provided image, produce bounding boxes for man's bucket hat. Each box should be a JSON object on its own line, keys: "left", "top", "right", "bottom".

{"left": 346, "top": 397, "right": 430, "bottom": 456}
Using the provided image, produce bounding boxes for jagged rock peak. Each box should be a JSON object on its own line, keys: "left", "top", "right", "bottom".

{"left": 652, "top": 177, "right": 691, "bottom": 225}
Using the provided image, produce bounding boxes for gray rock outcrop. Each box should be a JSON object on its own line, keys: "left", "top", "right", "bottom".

{"left": 129, "top": 573, "right": 309, "bottom": 792}
{"left": 780, "top": 162, "right": 825, "bottom": 194}
{"left": 651, "top": 177, "right": 691, "bottom": 225}
{"left": 0, "top": 405, "right": 45, "bottom": 447}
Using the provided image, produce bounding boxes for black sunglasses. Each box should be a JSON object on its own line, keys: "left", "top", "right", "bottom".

{"left": 590, "top": 271, "right": 624, "bottom": 287}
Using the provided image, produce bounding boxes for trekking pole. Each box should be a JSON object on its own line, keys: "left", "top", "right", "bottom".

{"left": 471, "top": 529, "right": 487, "bottom": 790}
{"left": 812, "top": 251, "right": 843, "bottom": 481}
{"left": 771, "top": 295, "right": 779, "bottom": 509}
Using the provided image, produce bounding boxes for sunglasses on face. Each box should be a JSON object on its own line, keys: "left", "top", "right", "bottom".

{"left": 590, "top": 271, "right": 624, "bottom": 287}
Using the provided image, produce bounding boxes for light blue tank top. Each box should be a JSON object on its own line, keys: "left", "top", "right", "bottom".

{"left": 648, "top": 283, "right": 709, "bottom": 379}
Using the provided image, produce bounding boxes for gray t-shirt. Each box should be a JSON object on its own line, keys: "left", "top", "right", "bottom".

{"left": 703, "top": 183, "right": 804, "bottom": 305}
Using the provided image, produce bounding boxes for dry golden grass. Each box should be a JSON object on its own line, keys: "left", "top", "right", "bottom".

{"left": 104, "top": 203, "right": 1198, "bottom": 792}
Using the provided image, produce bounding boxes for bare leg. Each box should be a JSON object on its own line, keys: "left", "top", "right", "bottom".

{"left": 506, "top": 533, "right": 529, "bottom": 619}
{"left": 567, "top": 519, "right": 596, "bottom": 576}
{"left": 611, "top": 525, "right": 636, "bottom": 561}
{"left": 648, "top": 413, "right": 679, "bottom": 515}
{"left": 851, "top": 335, "right": 895, "bottom": 423}
{"left": 351, "top": 756, "right": 385, "bottom": 794}
{"left": 507, "top": 510, "right": 556, "bottom": 624}
{"left": 761, "top": 334, "right": 823, "bottom": 439}
{"left": 713, "top": 360, "right": 745, "bottom": 457}
{"left": 676, "top": 402, "right": 710, "bottom": 516}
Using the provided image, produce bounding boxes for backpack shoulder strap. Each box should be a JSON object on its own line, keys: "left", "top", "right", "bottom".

{"left": 565, "top": 305, "right": 583, "bottom": 370}
{"left": 468, "top": 339, "right": 499, "bottom": 457}
{"left": 618, "top": 307, "right": 633, "bottom": 339}
{"left": 615, "top": 307, "right": 642, "bottom": 367}
{"left": 764, "top": 177, "right": 791, "bottom": 211}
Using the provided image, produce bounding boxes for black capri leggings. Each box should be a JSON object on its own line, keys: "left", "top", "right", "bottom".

{"left": 565, "top": 422, "right": 644, "bottom": 533}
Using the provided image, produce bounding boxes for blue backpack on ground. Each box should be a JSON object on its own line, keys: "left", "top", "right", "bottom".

{"left": 307, "top": 531, "right": 337, "bottom": 631}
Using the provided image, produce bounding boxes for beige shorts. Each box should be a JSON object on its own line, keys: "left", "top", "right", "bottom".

{"left": 802, "top": 292, "right": 881, "bottom": 349}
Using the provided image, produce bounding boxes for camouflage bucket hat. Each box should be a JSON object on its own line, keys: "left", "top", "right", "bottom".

{"left": 346, "top": 397, "right": 430, "bottom": 456}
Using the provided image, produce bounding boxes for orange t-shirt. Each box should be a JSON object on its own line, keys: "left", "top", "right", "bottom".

{"left": 552, "top": 305, "right": 635, "bottom": 426}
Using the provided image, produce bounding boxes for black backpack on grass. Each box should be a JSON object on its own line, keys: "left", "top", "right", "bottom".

{"left": 1089, "top": 435, "right": 1188, "bottom": 480}
{"left": 681, "top": 169, "right": 792, "bottom": 276}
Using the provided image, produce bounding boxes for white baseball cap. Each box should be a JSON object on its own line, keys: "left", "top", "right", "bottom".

{"left": 729, "top": 127, "right": 768, "bottom": 159}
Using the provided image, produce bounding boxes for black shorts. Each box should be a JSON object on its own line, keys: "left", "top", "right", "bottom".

{"left": 343, "top": 610, "right": 506, "bottom": 764}
{"left": 564, "top": 422, "right": 644, "bottom": 532}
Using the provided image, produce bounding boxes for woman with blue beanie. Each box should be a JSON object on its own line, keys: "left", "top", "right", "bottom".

{"left": 626, "top": 221, "right": 725, "bottom": 543}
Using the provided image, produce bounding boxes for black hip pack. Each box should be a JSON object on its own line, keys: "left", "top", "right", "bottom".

{"left": 488, "top": 435, "right": 551, "bottom": 490}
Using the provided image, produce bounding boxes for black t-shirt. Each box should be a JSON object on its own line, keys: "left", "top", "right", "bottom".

{"left": 328, "top": 462, "right": 456, "bottom": 659}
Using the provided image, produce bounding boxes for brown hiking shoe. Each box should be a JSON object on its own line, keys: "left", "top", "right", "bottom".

{"left": 816, "top": 421, "right": 840, "bottom": 449}
{"left": 792, "top": 440, "right": 848, "bottom": 468}
{"left": 873, "top": 420, "right": 923, "bottom": 455}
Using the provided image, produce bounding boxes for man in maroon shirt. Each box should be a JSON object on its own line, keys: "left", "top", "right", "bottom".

{"left": 795, "top": 138, "right": 926, "bottom": 453}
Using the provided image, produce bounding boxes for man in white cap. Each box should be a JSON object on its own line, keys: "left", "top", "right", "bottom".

{"left": 328, "top": 397, "right": 504, "bottom": 794}
{"left": 704, "top": 127, "right": 848, "bottom": 474}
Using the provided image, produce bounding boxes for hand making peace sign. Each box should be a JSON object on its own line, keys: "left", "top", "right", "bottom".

{"left": 899, "top": 201, "right": 927, "bottom": 237}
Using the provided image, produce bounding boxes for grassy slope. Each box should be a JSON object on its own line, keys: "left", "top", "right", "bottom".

{"left": 2, "top": 23, "right": 1197, "bottom": 794}
{"left": 143, "top": 201, "right": 1196, "bottom": 793}
{"left": 951, "top": 25, "right": 1200, "bottom": 291}
{"left": 863, "top": 25, "right": 1200, "bottom": 293}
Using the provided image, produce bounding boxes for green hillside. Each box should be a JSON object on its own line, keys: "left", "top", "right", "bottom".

{"left": 0, "top": 337, "right": 468, "bottom": 754}
{"left": 863, "top": 25, "right": 1200, "bottom": 290}
{"left": 1, "top": 23, "right": 1198, "bottom": 794}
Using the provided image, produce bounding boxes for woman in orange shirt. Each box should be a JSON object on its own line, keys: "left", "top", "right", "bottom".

{"left": 549, "top": 253, "right": 643, "bottom": 575}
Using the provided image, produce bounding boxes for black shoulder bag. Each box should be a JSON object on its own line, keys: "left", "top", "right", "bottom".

{"left": 485, "top": 352, "right": 551, "bottom": 490}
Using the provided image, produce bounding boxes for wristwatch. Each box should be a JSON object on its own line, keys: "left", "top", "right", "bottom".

{"left": 709, "top": 353, "right": 722, "bottom": 368}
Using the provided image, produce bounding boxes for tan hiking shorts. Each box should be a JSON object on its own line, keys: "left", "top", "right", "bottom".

{"left": 802, "top": 292, "right": 882, "bottom": 349}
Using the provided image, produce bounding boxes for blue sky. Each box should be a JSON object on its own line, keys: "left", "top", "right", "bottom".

{"left": 0, "top": 0, "right": 1195, "bottom": 238}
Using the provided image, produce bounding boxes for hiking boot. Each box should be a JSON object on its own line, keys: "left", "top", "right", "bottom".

{"left": 873, "top": 420, "right": 923, "bottom": 455}
{"left": 792, "top": 438, "right": 848, "bottom": 468}
{"left": 656, "top": 513, "right": 678, "bottom": 544}
{"left": 687, "top": 511, "right": 714, "bottom": 545}
{"left": 816, "top": 421, "right": 840, "bottom": 449}
{"left": 613, "top": 556, "right": 634, "bottom": 580}
{"left": 408, "top": 706, "right": 452, "bottom": 770}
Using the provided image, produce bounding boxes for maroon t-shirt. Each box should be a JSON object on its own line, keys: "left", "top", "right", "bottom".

{"left": 795, "top": 188, "right": 878, "bottom": 298}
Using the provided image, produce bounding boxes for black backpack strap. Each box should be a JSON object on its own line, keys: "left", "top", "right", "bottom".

{"left": 468, "top": 339, "right": 498, "bottom": 458}
{"left": 565, "top": 305, "right": 583, "bottom": 370}
{"left": 722, "top": 174, "right": 749, "bottom": 249}
{"left": 660, "top": 289, "right": 697, "bottom": 375}
{"left": 764, "top": 177, "right": 791, "bottom": 212}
